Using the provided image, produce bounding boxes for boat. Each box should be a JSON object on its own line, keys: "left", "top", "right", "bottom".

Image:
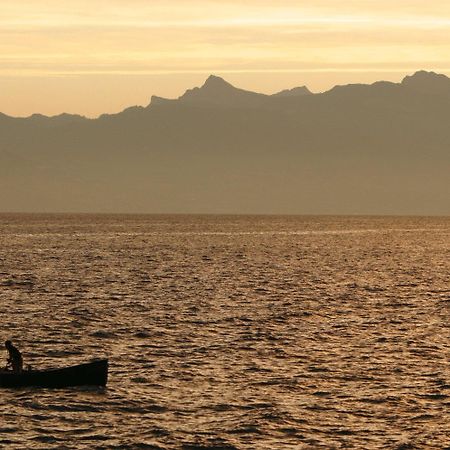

{"left": 0, "top": 359, "right": 108, "bottom": 388}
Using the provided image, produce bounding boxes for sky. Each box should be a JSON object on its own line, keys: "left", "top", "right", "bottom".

{"left": 1, "top": 0, "right": 450, "bottom": 117}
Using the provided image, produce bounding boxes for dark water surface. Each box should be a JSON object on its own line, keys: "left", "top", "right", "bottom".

{"left": 0, "top": 214, "right": 449, "bottom": 449}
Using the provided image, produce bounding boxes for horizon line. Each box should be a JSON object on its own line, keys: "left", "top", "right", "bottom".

{"left": 0, "top": 211, "right": 448, "bottom": 218}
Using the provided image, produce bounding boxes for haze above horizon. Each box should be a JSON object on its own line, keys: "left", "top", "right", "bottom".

{"left": 1, "top": 0, "right": 450, "bottom": 117}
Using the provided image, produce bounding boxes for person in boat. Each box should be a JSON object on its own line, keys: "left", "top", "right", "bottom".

{"left": 5, "top": 340, "right": 23, "bottom": 373}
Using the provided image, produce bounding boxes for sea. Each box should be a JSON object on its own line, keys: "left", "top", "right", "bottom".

{"left": 0, "top": 214, "right": 449, "bottom": 449}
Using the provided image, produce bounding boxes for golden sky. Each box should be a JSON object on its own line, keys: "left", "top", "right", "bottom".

{"left": 1, "top": 0, "right": 450, "bottom": 117}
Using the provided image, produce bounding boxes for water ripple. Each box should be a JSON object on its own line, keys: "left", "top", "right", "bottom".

{"left": 0, "top": 214, "right": 449, "bottom": 449}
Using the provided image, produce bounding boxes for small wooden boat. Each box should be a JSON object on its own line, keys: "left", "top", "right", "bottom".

{"left": 0, "top": 359, "right": 108, "bottom": 388}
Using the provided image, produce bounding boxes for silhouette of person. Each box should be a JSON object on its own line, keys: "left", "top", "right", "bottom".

{"left": 5, "top": 340, "right": 23, "bottom": 373}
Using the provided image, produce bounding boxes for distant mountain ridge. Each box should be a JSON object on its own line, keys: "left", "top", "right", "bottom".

{"left": 401, "top": 70, "right": 450, "bottom": 95}
{"left": 272, "top": 86, "right": 312, "bottom": 98}
{"left": 149, "top": 74, "right": 312, "bottom": 108}
{"left": 1, "top": 70, "right": 449, "bottom": 119}
{"left": 0, "top": 71, "right": 449, "bottom": 215}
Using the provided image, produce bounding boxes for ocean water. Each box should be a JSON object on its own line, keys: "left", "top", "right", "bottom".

{"left": 0, "top": 214, "right": 449, "bottom": 449}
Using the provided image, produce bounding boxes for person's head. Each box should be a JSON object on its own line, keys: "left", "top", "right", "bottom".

{"left": 5, "top": 340, "right": 12, "bottom": 349}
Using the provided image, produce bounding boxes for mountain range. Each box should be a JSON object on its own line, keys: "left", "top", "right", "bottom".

{"left": 0, "top": 70, "right": 449, "bottom": 214}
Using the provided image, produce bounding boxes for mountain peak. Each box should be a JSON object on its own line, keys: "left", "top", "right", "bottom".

{"left": 404, "top": 70, "right": 449, "bottom": 81}
{"left": 272, "top": 86, "right": 312, "bottom": 98}
{"left": 402, "top": 70, "right": 450, "bottom": 94}
{"left": 202, "top": 75, "right": 234, "bottom": 90}
{"left": 178, "top": 75, "right": 266, "bottom": 106}
{"left": 149, "top": 95, "right": 174, "bottom": 106}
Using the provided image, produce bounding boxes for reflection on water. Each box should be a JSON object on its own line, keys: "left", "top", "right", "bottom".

{"left": 0, "top": 214, "right": 449, "bottom": 449}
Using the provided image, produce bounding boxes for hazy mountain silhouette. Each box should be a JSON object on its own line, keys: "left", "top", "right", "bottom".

{"left": 402, "top": 70, "right": 450, "bottom": 95}
{"left": 150, "top": 75, "right": 312, "bottom": 107}
{"left": 272, "top": 86, "right": 312, "bottom": 97}
{"left": 0, "top": 71, "right": 449, "bottom": 214}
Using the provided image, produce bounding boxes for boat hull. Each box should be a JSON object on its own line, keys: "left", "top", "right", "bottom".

{"left": 0, "top": 359, "right": 108, "bottom": 388}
